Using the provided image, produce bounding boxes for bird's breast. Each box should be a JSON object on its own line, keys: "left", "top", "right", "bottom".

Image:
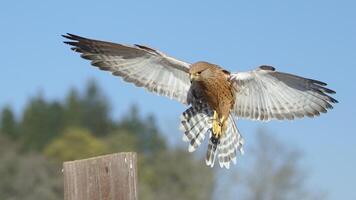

{"left": 197, "top": 74, "right": 235, "bottom": 118}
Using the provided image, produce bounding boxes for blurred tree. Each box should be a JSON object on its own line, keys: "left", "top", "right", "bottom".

{"left": 119, "top": 104, "right": 142, "bottom": 136}
{"left": 119, "top": 105, "right": 166, "bottom": 155}
{"left": 143, "top": 115, "right": 166, "bottom": 154}
{"left": 63, "top": 88, "right": 83, "bottom": 128}
{"left": 0, "top": 135, "right": 62, "bottom": 200}
{"left": 108, "top": 106, "right": 213, "bottom": 200}
{"left": 1, "top": 79, "right": 217, "bottom": 200}
{"left": 81, "top": 79, "right": 113, "bottom": 136}
{"left": 20, "top": 95, "right": 64, "bottom": 151}
{"left": 0, "top": 106, "right": 18, "bottom": 139}
{"left": 104, "top": 130, "right": 139, "bottom": 153}
{"left": 44, "top": 127, "right": 108, "bottom": 161}
{"left": 237, "top": 130, "right": 326, "bottom": 200}
{"left": 63, "top": 81, "right": 113, "bottom": 136}
{"left": 19, "top": 80, "right": 113, "bottom": 151}
{"left": 139, "top": 149, "right": 215, "bottom": 200}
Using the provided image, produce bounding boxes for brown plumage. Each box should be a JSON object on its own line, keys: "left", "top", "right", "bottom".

{"left": 189, "top": 62, "right": 235, "bottom": 139}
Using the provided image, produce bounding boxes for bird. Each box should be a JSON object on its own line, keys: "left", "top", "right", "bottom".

{"left": 63, "top": 33, "right": 338, "bottom": 169}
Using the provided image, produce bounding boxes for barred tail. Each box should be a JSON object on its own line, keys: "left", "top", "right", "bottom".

{"left": 215, "top": 115, "right": 244, "bottom": 169}
{"left": 180, "top": 104, "right": 244, "bottom": 169}
{"left": 205, "top": 133, "right": 218, "bottom": 167}
{"left": 180, "top": 103, "right": 213, "bottom": 152}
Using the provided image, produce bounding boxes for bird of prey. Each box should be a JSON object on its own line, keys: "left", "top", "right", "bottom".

{"left": 63, "top": 33, "right": 337, "bottom": 169}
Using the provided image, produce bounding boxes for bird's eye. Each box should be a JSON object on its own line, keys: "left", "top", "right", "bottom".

{"left": 197, "top": 72, "right": 202, "bottom": 75}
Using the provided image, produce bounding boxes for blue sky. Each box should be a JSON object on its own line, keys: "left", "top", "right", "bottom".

{"left": 0, "top": 0, "right": 355, "bottom": 199}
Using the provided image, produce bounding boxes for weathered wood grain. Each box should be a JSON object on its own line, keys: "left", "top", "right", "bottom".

{"left": 63, "top": 152, "right": 138, "bottom": 200}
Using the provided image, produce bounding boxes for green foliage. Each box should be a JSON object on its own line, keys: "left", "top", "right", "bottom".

{"left": 0, "top": 79, "right": 216, "bottom": 200}
{"left": 62, "top": 80, "right": 113, "bottom": 136}
{"left": 119, "top": 105, "right": 166, "bottom": 155}
{"left": 63, "top": 88, "right": 83, "bottom": 128}
{"left": 104, "top": 130, "right": 140, "bottom": 153}
{"left": 20, "top": 95, "right": 65, "bottom": 150}
{"left": 80, "top": 79, "right": 113, "bottom": 136}
{"left": 139, "top": 150, "right": 215, "bottom": 200}
{"left": 18, "top": 80, "right": 113, "bottom": 151}
{"left": 0, "top": 106, "right": 18, "bottom": 139}
{"left": 44, "top": 127, "right": 108, "bottom": 161}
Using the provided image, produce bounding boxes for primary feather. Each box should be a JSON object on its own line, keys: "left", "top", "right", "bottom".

{"left": 230, "top": 66, "right": 337, "bottom": 121}
{"left": 63, "top": 33, "right": 192, "bottom": 104}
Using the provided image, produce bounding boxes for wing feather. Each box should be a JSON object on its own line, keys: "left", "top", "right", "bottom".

{"left": 63, "top": 33, "right": 191, "bottom": 104}
{"left": 230, "top": 66, "right": 338, "bottom": 121}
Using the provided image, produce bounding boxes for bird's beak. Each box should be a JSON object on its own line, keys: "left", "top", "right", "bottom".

{"left": 190, "top": 73, "right": 199, "bottom": 81}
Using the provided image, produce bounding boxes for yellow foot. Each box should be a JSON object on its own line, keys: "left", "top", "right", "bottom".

{"left": 212, "top": 111, "right": 222, "bottom": 139}
{"left": 212, "top": 120, "right": 222, "bottom": 138}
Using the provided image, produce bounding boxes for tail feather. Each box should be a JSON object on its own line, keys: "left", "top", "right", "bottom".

{"left": 205, "top": 131, "right": 218, "bottom": 167}
{"left": 205, "top": 115, "right": 244, "bottom": 168}
{"left": 217, "top": 124, "right": 233, "bottom": 169}
{"left": 180, "top": 103, "right": 213, "bottom": 152}
{"left": 188, "top": 125, "right": 210, "bottom": 152}
{"left": 180, "top": 105, "right": 244, "bottom": 169}
{"left": 180, "top": 114, "right": 210, "bottom": 143}
{"left": 231, "top": 116, "right": 245, "bottom": 155}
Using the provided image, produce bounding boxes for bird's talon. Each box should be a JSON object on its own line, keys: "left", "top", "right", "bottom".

{"left": 212, "top": 119, "right": 222, "bottom": 139}
{"left": 210, "top": 136, "right": 220, "bottom": 145}
{"left": 212, "top": 110, "right": 222, "bottom": 139}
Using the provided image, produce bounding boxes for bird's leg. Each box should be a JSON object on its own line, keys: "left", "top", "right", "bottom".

{"left": 212, "top": 110, "right": 222, "bottom": 139}
{"left": 220, "top": 116, "right": 227, "bottom": 132}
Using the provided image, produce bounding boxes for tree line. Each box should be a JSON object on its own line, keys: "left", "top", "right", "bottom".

{"left": 0, "top": 79, "right": 214, "bottom": 200}
{"left": 0, "top": 79, "right": 325, "bottom": 200}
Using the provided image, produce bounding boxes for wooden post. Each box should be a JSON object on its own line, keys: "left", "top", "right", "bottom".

{"left": 63, "top": 152, "right": 138, "bottom": 200}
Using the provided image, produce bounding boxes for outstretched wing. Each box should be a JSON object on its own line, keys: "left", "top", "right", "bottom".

{"left": 63, "top": 33, "right": 191, "bottom": 104}
{"left": 230, "top": 66, "right": 338, "bottom": 121}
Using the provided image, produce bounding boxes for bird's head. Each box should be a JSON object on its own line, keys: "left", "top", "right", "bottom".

{"left": 189, "top": 61, "right": 212, "bottom": 82}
